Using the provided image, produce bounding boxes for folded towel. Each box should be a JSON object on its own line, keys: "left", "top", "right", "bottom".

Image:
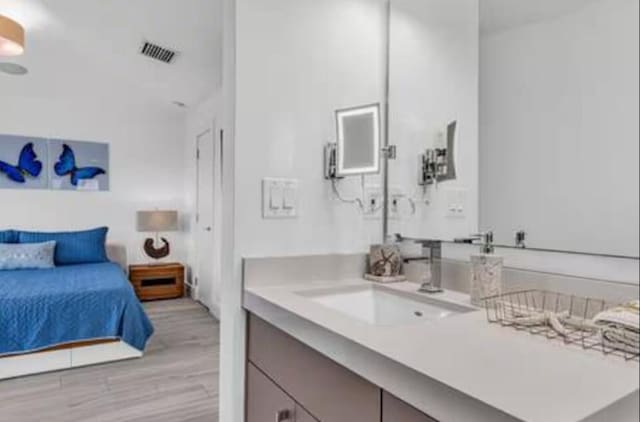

{"left": 593, "top": 301, "right": 640, "bottom": 355}
{"left": 601, "top": 328, "right": 640, "bottom": 355}
{"left": 593, "top": 300, "right": 640, "bottom": 331}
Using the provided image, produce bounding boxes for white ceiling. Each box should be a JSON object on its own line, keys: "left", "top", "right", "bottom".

{"left": 481, "top": 0, "right": 598, "bottom": 33}
{"left": 0, "top": 0, "right": 222, "bottom": 111}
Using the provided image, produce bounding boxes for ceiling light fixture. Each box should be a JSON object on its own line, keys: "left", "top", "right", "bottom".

{"left": 0, "top": 14, "right": 25, "bottom": 56}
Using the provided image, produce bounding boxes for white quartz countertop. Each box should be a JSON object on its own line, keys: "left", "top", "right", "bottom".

{"left": 244, "top": 280, "right": 640, "bottom": 422}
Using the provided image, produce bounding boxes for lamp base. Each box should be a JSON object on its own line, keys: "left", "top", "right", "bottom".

{"left": 143, "top": 237, "right": 171, "bottom": 260}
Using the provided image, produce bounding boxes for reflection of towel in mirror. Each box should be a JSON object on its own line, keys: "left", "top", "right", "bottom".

{"left": 593, "top": 301, "right": 640, "bottom": 355}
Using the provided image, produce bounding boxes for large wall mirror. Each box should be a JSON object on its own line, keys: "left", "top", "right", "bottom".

{"left": 385, "top": 0, "right": 639, "bottom": 258}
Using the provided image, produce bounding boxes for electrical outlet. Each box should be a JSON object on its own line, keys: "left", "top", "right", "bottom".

{"left": 361, "top": 186, "right": 409, "bottom": 220}
{"left": 363, "top": 186, "right": 383, "bottom": 219}
{"left": 389, "top": 193, "right": 401, "bottom": 220}
{"left": 389, "top": 187, "right": 407, "bottom": 220}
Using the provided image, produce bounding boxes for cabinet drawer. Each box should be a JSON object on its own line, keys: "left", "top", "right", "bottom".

{"left": 247, "top": 363, "right": 296, "bottom": 422}
{"left": 248, "top": 314, "right": 380, "bottom": 422}
{"left": 296, "top": 405, "right": 319, "bottom": 422}
{"left": 383, "top": 392, "right": 437, "bottom": 422}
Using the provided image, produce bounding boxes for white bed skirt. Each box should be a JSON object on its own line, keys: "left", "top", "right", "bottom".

{"left": 0, "top": 341, "right": 143, "bottom": 380}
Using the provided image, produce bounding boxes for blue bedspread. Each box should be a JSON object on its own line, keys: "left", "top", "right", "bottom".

{"left": 0, "top": 263, "right": 154, "bottom": 356}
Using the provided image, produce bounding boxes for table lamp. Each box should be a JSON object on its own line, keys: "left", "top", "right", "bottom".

{"left": 137, "top": 210, "right": 179, "bottom": 262}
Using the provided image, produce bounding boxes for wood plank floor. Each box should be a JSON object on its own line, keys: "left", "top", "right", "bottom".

{"left": 0, "top": 299, "right": 220, "bottom": 422}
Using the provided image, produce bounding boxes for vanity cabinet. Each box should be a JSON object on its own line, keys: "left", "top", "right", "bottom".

{"left": 247, "top": 363, "right": 296, "bottom": 422}
{"left": 383, "top": 392, "right": 437, "bottom": 422}
{"left": 248, "top": 314, "right": 380, "bottom": 422}
{"left": 247, "top": 314, "right": 437, "bottom": 422}
{"left": 295, "top": 406, "right": 319, "bottom": 422}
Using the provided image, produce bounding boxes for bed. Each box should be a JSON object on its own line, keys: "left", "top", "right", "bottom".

{"left": 0, "top": 262, "right": 154, "bottom": 379}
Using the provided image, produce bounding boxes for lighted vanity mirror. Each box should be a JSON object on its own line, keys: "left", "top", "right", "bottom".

{"left": 336, "top": 104, "right": 381, "bottom": 177}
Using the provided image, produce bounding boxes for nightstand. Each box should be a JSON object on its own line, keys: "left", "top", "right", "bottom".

{"left": 129, "top": 263, "right": 185, "bottom": 301}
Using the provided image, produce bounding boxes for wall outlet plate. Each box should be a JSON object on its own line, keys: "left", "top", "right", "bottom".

{"left": 363, "top": 185, "right": 406, "bottom": 220}
{"left": 363, "top": 185, "right": 383, "bottom": 220}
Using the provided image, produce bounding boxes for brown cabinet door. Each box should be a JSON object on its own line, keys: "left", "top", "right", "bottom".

{"left": 248, "top": 314, "right": 381, "bottom": 422}
{"left": 382, "top": 392, "right": 437, "bottom": 422}
{"left": 246, "top": 363, "right": 296, "bottom": 422}
{"left": 296, "top": 405, "right": 319, "bottom": 422}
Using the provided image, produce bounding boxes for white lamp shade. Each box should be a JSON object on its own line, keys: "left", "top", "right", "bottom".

{"left": 0, "top": 15, "right": 25, "bottom": 56}
{"left": 137, "top": 210, "right": 179, "bottom": 232}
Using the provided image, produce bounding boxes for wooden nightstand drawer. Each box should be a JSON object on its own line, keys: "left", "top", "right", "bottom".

{"left": 129, "top": 264, "right": 185, "bottom": 301}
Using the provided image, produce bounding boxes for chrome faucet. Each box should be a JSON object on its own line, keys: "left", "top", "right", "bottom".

{"left": 392, "top": 234, "right": 443, "bottom": 294}
{"left": 471, "top": 231, "right": 495, "bottom": 255}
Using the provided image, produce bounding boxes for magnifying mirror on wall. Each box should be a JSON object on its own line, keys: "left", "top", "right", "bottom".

{"left": 335, "top": 103, "right": 381, "bottom": 177}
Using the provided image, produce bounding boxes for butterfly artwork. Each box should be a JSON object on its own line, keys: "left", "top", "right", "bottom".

{"left": 53, "top": 143, "right": 107, "bottom": 188}
{"left": 0, "top": 142, "right": 44, "bottom": 185}
{"left": 0, "top": 135, "right": 109, "bottom": 191}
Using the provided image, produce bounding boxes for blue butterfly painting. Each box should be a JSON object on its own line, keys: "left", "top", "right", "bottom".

{"left": 0, "top": 143, "right": 43, "bottom": 184}
{"left": 54, "top": 144, "right": 106, "bottom": 186}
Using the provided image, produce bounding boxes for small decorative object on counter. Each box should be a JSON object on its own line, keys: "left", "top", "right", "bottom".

{"left": 365, "top": 244, "right": 407, "bottom": 283}
{"left": 470, "top": 231, "right": 503, "bottom": 306}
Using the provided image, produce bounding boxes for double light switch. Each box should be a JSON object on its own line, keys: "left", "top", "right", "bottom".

{"left": 263, "top": 178, "right": 299, "bottom": 219}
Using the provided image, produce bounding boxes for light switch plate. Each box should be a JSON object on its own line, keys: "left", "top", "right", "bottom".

{"left": 263, "top": 178, "right": 299, "bottom": 219}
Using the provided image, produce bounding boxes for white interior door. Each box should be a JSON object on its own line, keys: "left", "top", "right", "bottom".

{"left": 196, "top": 126, "right": 222, "bottom": 316}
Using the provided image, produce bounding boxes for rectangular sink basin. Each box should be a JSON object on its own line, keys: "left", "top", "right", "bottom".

{"left": 297, "top": 285, "right": 475, "bottom": 326}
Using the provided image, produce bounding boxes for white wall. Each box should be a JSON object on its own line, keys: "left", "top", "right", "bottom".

{"left": 234, "top": 0, "right": 388, "bottom": 259}
{"left": 0, "top": 96, "right": 188, "bottom": 265}
{"left": 480, "top": 0, "right": 640, "bottom": 257}
{"left": 388, "top": 0, "right": 480, "bottom": 241}
{"left": 220, "top": 0, "right": 388, "bottom": 420}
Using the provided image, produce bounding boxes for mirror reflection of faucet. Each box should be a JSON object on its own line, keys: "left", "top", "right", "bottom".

{"left": 469, "top": 231, "right": 504, "bottom": 306}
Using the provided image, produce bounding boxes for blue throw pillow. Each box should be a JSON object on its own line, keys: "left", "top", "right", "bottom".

{"left": 0, "top": 241, "right": 57, "bottom": 270}
{"left": 18, "top": 227, "right": 109, "bottom": 266}
{"left": 0, "top": 230, "right": 18, "bottom": 244}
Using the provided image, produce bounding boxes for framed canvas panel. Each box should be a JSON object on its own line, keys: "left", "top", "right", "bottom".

{"left": 49, "top": 139, "right": 110, "bottom": 192}
{"left": 0, "top": 134, "right": 49, "bottom": 190}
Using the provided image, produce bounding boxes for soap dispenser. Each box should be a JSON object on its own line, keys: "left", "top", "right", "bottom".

{"left": 470, "top": 231, "right": 503, "bottom": 306}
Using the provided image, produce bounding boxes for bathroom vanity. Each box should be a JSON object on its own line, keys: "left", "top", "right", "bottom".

{"left": 247, "top": 313, "right": 434, "bottom": 422}
{"left": 241, "top": 0, "right": 640, "bottom": 422}
{"left": 243, "top": 255, "right": 640, "bottom": 422}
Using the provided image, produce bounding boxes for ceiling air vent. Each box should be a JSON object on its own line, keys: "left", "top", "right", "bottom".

{"left": 139, "top": 41, "right": 178, "bottom": 64}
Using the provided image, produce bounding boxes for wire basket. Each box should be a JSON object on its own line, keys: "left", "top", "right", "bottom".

{"left": 482, "top": 290, "right": 639, "bottom": 362}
